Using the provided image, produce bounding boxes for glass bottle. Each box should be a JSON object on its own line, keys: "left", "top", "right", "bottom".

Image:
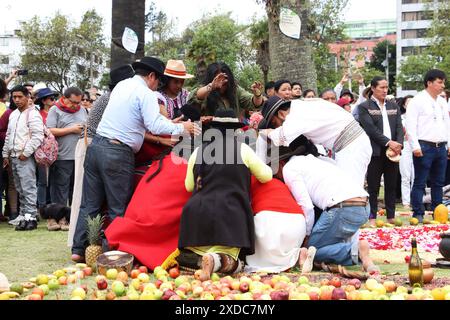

{"left": 408, "top": 238, "right": 423, "bottom": 287}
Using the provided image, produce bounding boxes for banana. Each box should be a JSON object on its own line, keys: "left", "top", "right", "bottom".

{"left": 2, "top": 291, "right": 20, "bottom": 298}
{"left": 0, "top": 293, "right": 10, "bottom": 300}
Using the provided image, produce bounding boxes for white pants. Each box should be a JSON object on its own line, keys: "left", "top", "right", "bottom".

{"left": 399, "top": 143, "right": 414, "bottom": 206}
{"left": 245, "top": 211, "right": 306, "bottom": 273}
{"left": 335, "top": 133, "right": 372, "bottom": 188}
{"left": 67, "top": 138, "right": 92, "bottom": 247}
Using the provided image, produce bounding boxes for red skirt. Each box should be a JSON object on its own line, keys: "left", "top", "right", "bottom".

{"left": 105, "top": 154, "right": 191, "bottom": 270}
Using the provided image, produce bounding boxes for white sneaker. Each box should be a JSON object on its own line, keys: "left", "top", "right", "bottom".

{"left": 301, "top": 246, "right": 317, "bottom": 274}
{"left": 8, "top": 216, "right": 24, "bottom": 226}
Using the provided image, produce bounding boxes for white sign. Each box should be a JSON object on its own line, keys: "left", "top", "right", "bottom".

{"left": 122, "top": 27, "right": 139, "bottom": 54}
{"left": 279, "top": 7, "right": 301, "bottom": 40}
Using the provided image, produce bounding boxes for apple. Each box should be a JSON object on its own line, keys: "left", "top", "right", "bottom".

{"left": 319, "top": 287, "right": 333, "bottom": 300}
{"left": 330, "top": 277, "right": 341, "bottom": 288}
{"left": 230, "top": 280, "right": 240, "bottom": 291}
{"left": 58, "top": 276, "right": 68, "bottom": 286}
{"left": 174, "top": 276, "right": 188, "bottom": 288}
{"left": 32, "top": 287, "right": 45, "bottom": 299}
{"left": 211, "top": 273, "right": 220, "bottom": 282}
{"left": 71, "top": 287, "right": 86, "bottom": 300}
{"left": 155, "top": 279, "right": 163, "bottom": 289}
{"left": 193, "top": 286, "right": 204, "bottom": 297}
{"left": 36, "top": 274, "right": 49, "bottom": 285}
{"left": 160, "top": 282, "right": 174, "bottom": 291}
{"left": 53, "top": 269, "right": 65, "bottom": 278}
{"left": 383, "top": 280, "right": 397, "bottom": 293}
{"left": 75, "top": 270, "right": 85, "bottom": 279}
{"left": 332, "top": 288, "right": 347, "bottom": 300}
{"left": 239, "top": 282, "right": 249, "bottom": 293}
{"left": 48, "top": 279, "right": 60, "bottom": 290}
{"left": 106, "top": 291, "right": 116, "bottom": 300}
{"left": 396, "top": 286, "right": 408, "bottom": 294}
{"left": 67, "top": 275, "right": 77, "bottom": 284}
{"left": 153, "top": 289, "right": 163, "bottom": 300}
{"left": 117, "top": 271, "right": 129, "bottom": 283}
{"left": 320, "top": 278, "right": 330, "bottom": 286}
{"left": 270, "top": 290, "right": 289, "bottom": 300}
{"left": 346, "top": 291, "right": 360, "bottom": 300}
{"left": 106, "top": 268, "right": 118, "bottom": 280}
{"left": 344, "top": 285, "right": 356, "bottom": 293}
{"left": 112, "top": 281, "right": 126, "bottom": 297}
{"left": 348, "top": 278, "right": 361, "bottom": 289}
{"left": 38, "top": 284, "right": 49, "bottom": 296}
{"left": 308, "top": 291, "right": 320, "bottom": 300}
{"left": 138, "top": 266, "right": 148, "bottom": 274}
{"left": 297, "top": 276, "right": 309, "bottom": 285}
{"left": 365, "top": 278, "right": 378, "bottom": 291}
{"left": 130, "top": 269, "right": 140, "bottom": 279}
{"left": 83, "top": 267, "right": 93, "bottom": 277}
{"left": 81, "top": 284, "right": 89, "bottom": 294}
{"left": 169, "top": 267, "right": 180, "bottom": 279}
{"left": 97, "top": 278, "right": 108, "bottom": 290}
{"left": 162, "top": 289, "right": 177, "bottom": 300}
{"left": 137, "top": 273, "right": 150, "bottom": 283}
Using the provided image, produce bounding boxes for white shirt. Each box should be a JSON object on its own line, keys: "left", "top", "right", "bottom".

{"left": 268, "top": 99, "right": 355, "bottom": 149}
{"left": 283, "top": 155, "right": 368, "bottom": 235}
{"left": 371, "top": 96, "right": 392, "bottom": 141}
{"left": 97, "top": 75, "right": 184, "bottom": 153}
{"left": 405, "top": 90, "right": 450, "bottom": 151}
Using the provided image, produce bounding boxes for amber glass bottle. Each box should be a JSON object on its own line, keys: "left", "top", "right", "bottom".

{"left": 408, "top": 238, "right": 423, "bottom": 287}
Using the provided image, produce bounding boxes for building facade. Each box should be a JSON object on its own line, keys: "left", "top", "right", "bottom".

{"left": 0, "top": 27, "right": 23, "bottom": 80}
{"left": 396, "top": 0, "right": 441, "bottom": 97}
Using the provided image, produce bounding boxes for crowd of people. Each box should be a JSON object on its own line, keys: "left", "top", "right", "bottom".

{"left": 0, "top": 57, "right": 448, "bottom": 278}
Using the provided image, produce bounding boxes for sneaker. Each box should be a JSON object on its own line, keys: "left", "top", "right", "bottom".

{"left": 15, "top": 220, "right": 28, "bottom": 231}
{"left": 59, "top": 217, "right": 69, "bottom": 231}
{"left": 71, "top": 254, "right": 85, "bottom": 263}
{"left": 9, "top": 216, "right": 23, "bottom": 226}
{"left": 47, "top": 219, "right": 61, "bottom": 231}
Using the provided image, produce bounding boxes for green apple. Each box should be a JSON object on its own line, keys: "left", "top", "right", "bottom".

{"left": 38, "top": 284, "right": 50, "bottom": 295}
{"left": 297, "top": 276, "right": 309, "bottom": 285}
{"left": 106, "top": 268, "right": 118, "bottom": 280}
{"left": 71, "top": 288, "right": 86, "bottom": 300}
{"left": 111, "top": 281, "right": 126, "bottom": 297}
{"left": 48, "top": 279, "right": 60, "bottom": 290}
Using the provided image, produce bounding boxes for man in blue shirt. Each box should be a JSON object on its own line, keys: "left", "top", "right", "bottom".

{"left": 71, "top": 57, "right": 200, "bottom": 261}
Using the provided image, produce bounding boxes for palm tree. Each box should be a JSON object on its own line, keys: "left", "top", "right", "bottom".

{"left": 264, "top": 0, "right": 317, "bottom": 91}
{"left": 111, "top": 0, "right": 146, "bottom": 69}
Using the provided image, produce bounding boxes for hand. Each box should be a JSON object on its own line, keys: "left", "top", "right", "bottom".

{"left": 200, "top": 116, "right": 213, "bottom": 125}
{"left": 158, "top": 137, "right": 179, "bottom": 147}
{"left": 251, "top": 81, "right": 263, "bottom": 97}
{"left": 19, "top": 154, "right": 28, "bottom": 161}
{"left": 357, "top": 75, "right": 364, "bottom": 85}
{"left": 259, "top": 129, "right": 274, "bottom": 139}
{"left": 3, "top": 158, "right": 9, "bottom": 168}
{"left": 448, "top": 148, "right": 450, "bottom": 159}
{"left": 413, "top": 149, "right": 423, "bottom": 157}
{"left": 172, "top": 115, "right": 185, "bottom": 124}
{"left": 388, "top": 141, "right": 402, "bottom": 155}
{"left": 9, "top": 69, "right": 18, "bottom": 79}
{"left": 211, "top": 73, "right": 228, "bottom": 90}
{"left": 71, "top": 124, "right": 84, "bottom": 134}
{"left": 340, "top": 73, "right": 349, "bottom": 85}
{"left": 182, "top": 120, "right": 201, "bottom": 136}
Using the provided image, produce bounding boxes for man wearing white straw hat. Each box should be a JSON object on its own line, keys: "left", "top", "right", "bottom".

{"left": 159, "top": 60, "right": 194, "bottom": 120}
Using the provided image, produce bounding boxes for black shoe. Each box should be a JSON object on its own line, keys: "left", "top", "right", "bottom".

{"left": 25, "top": 220, "right": 38, "bottom": 231}
{"left": 15, "top": 220, "right": 28, "bottom": 231}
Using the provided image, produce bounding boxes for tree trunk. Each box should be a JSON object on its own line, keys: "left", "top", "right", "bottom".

{"left": 111, "top": 0, "right": 146, "bottom": 69}
{"left": 266, "top": 0, "right": 317, "bottom": 91}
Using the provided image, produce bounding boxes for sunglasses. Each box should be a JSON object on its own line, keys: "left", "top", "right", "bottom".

{"left": 82, "top": 98, "right": 93, "bottom": 102}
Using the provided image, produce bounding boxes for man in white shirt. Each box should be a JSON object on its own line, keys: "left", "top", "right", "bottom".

{"left": 405, "top": 69, "right": 449, "bottom": 223}
{"left": 259, "top": 95, "right": 372, "bottom": 187}
{"left": 282, "top": 153, "right": 377, "bottom": 272}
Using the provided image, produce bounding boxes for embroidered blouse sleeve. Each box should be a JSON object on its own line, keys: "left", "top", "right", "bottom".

{"left": 185, "top": 147, "right": 199, "bottom": 192}
{"left": 241, "top": 143, "right": 272, "bottom": 183}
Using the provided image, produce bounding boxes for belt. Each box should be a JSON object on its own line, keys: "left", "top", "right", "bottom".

{"left": 419, "top": 140, "right": 447, "bottom": 148}
{"left": 328, "top": 200, "right": 368, "bottom": 210}
{"left": 109, "top": 139, "right": 125, "bottom": 146}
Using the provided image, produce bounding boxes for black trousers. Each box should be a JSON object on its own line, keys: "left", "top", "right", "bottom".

{"left": 367, "top": 153, "right": 399, "bottom": 220}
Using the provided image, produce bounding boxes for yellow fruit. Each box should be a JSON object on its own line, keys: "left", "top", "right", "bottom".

{"left": 394, "top": 218, "right": 403, "bottom": 227}
{"left": 409, "top": 218, "right": 419, "bottom": 226}
{"left": 0, "top": 294, "right": 10, "bottom": 300}
{"left": 430, "top": 220, "right": 440, "bottom": 225}
{"left": 36, "top": 274, "right": 49, "bottom": 285}
{"left": 434, "top": 204, "right": 448, "bottom": 224}
{"left": 431, "top": 288, "right": 446, "bottom": 300}
{"left": 376, "top": 220, "right": 384, "bottom": 228}
{"left": 9, "top": 283, "right": 24, "bottom": 295}
{"left": 423, "top": 219, "right": 431, "bottom": 225}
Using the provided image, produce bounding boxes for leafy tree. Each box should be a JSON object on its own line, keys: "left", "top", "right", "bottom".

{"left": 369, "top": 40, "right": 396, "bottom": 91}
{"left": 248, "top": 18, "right": 270, "bottom": 84}
{"left": 398, "top": 55, "right": 437, "bottom": 91}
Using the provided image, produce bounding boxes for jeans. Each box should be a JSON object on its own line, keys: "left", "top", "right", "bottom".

{"left": 72, "top": 135, "right": 135, "bottom": 255}
{"left": 49, "top": 160, "right": 75, "bottom": 206}
{"left": 10, "top": 157, "right": 38, "bottom": 219}
{"left": 308, "top": 205, "right": 370, "bottom": 266}
{"left": 411, "top": 142, "right": 447, "bottom": 217}
{"left": 37, "top": 165, "right": 50, "bottom": 209}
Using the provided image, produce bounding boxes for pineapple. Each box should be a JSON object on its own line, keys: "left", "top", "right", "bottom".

{"left": 85, "top": 215, "right": 105, "bottom": 268}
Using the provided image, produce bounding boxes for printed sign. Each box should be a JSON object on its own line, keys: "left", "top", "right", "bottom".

{"left": 122, "top": 27, "right": 139, "bottom": 54}
{"left": 279, "top": 7, "right": 301, "bottom": 40}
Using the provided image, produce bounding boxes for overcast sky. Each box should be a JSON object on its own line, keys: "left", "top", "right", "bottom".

{"left": 1, "top": 0, "right": 397, "bottom": 37}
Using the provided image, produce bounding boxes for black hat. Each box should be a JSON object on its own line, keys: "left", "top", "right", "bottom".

{"left": 34, "top": 88, "right": 58, "bottom": 104}
{"left": 132, "top": 57, "right": 165, "bottom": 76}
{"left": 181, "top": 103, "right": 201, "bottom": 122}
{"left": 258, "top": 96, "right": 291, "bottom": 130}
{"left": 267, "top": 135, "right": 318, "bottom": 166}
{"left": 109, "top": 64, "right": 135, "bottom": 88}
{"left": 340, "top": 89, "right": 355, "bottom": 103}
{"left": 210, "top": 108, "right": 245, "bottom": 129}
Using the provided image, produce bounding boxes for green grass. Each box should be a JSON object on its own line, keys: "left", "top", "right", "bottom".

{"left": 0, "top": 222, "right": 71, "bottom": 283}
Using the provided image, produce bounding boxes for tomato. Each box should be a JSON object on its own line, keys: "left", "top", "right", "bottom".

{"left": 169, "top": 267, "right": 180, "bottom": 279}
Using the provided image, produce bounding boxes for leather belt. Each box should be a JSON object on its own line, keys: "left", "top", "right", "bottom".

{"left": 419, "top": 140, "right": 447, "bottom": 148}
{"left": 328, "top": 200, "right": 368, "bottom": 210}
{"left": 109, "top": 139, "right": 124, "bottom": 145}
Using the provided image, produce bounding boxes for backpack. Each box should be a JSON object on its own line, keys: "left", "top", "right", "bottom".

{"left": 26, "top": 108, "right": 58, "bottom": 166}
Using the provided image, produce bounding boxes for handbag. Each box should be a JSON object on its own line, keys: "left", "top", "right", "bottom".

{"left": 26, "top": 108, "right": 58, "bottom": 166}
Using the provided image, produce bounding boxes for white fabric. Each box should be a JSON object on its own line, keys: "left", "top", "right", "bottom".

{"left": 333, "top": 133, "right": 372, "bottom": 188}
{"left": 283, "top": 155, "right": 368, "bottom": 235}
{"left": 399, "top": 141, "right": 414, "bottom": 206}
{"left": 245, "top": 211, "right": 306, "bottom": 273}
{"left": 371, "top": 96, "right": 392, "bottom": 141}
{"left": 268, "top": 99, "right": 356, "bottom": 149}
{"left": 67, "top": 137, "right": 92, "bottom": 247}
{"left": 405, "top": 90, "right": 450, "bottom": 151}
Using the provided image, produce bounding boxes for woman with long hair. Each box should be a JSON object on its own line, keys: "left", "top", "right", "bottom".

{"left": 188, "top": 62, "right": 264, "bottom": 118}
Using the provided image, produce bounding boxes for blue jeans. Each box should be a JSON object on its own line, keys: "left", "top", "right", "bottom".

{"left": 72, "top": 135, "right": 135, "bottom": 255}
{"left": 411, "top": 142, "right": 447, "bottom": 217}
{"left": 308, "top": 205, "right": 369, "bottom": 266}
